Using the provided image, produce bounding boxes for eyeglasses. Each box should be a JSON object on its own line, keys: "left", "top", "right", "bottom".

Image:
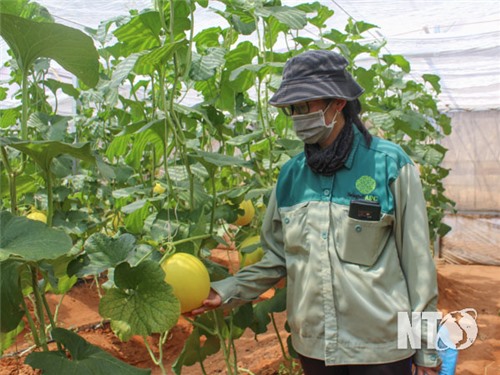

{"left": 281, "top": 100, "right": 337, "bottom": 116}
{"left": 281, "top": 102, "right": 309, "bottom": 116}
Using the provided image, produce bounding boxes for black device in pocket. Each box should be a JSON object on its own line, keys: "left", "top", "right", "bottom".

{"left": 348, "top": 199, "right": 381, "bottom": 221}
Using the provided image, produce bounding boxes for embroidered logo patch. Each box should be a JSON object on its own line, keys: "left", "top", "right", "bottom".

{"left": 355, "top": 175, "right": 376, "bottom": 195}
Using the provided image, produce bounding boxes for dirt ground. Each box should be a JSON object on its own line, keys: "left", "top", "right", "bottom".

{"left": 1, "top": 262, "right": 499, "bottom": 375}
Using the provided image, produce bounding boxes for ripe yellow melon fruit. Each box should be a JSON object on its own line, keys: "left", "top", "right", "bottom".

{"left": 239, "top": 235, "right": 264, "bottom": 267}
{"left": 234, "top": 200, "right": 255, "bottom": 226}
{"left": 161, "top": 253, "right": 210, "bottom": 313}
{"left": 27, "top": 212, "right": 47, "bottom": 223}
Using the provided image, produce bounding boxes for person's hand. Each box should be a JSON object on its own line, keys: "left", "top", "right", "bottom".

{"left": 413, "top": 365, "right": 440, "bottom": 375}
{"left": 184, "top": 289, "right": 222, "bottom": 317}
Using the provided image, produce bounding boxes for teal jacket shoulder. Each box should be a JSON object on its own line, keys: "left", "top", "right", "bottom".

{"left": 276, "top": 126, "right": 414, "bottom": 211}
{"left": 369, "top": 136, "right": 413, "bottom": 170}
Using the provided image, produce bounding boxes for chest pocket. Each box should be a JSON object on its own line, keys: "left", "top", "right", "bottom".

{"left": 335, "top": 215, "right": 393, "bottom": 267}
{"left": 280, "top": 202, "right": 310, "bottom": 255}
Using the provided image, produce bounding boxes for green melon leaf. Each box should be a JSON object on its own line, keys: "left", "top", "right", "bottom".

{"left": 0, "top": 138, "right": 95, "bottom": 172}
{"left": 255, "top": 6, "right": 307, "bottom": 30}
{"left": 25, "top": 327, "right": 151, "bottom": 374}
{"left": 189, "top": 47, "right": 226, "bottom": 81}
{"left": 0, "top": 260, "right": 25, "bottom": 333}
{"left": 113, "top": 11, "right": 161, "bottom": 52}
{"left": 0, "top": 211, "right": 72, "bottom": 262}
{"left": 251, "top": 287, "right": 287, "bottom": 334}
{"left": 71, "top": 233, "right": 138, "bottom": 277}
{"left": 191, "top": 150, "right": 250, "bottom": 173}
{"left": 0, "top": 321, "right": 24, "bottom": 355}
{"left": 99, "top": 261, "right": 180, "bottom": 340}
{"left": 172, "top": 313, "right": 221, "bottom": 374}
{"left": 0, "top": 13, "right": 99, "bottom": 87}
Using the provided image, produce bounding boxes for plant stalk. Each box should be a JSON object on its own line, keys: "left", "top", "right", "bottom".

{"left": 30, "top": 266, "right": 49, "bottom": 351}
{"left": 210, "top": 172, "right": 217, "bottom": 234}
{"left": 21, "top": 70, "right": 29, "bottom": 140}
{"left": 212, "top": 310, "right": 234, "bottom": 375}
{"left": 45, "top": 171, "right": 54, "bottom": 227}
{"left": 143, "top": 333, "right": 168, "bottom": 375}
{"left": 182, "top": 316, "right": 217, "bottom": 336}
{"left": 40, "top": 286, "right": 63, "bottom": 352}
{"left": 270, "top": 312, "right": 290, "bottom": 361}
{"left": 171, "top": 234, "right": 211, "bottom": 247}
{"left": 229, "top": 312, "right": 238, "bottom": 373}
{"left": 53, "top": 293, "right": 66, "bottom": 324}
{"left": 158, "top": 234, "right": 211, "bottom": 264}
{"left": 199, "top": 359, "right": 208, "bottom": 375}
{"left": 157, "top": 69, "right": 174, "bottom": 197}
{"left": 164, "top": 0, "right": 195, "bottom": 208}
{"left": 1, "top": 146, "right": 18, "bottom": 215}
{"left": 20, "top": 295, "right": 42, "bottom": 348}
{"left": 94, "top": 275, "right": 103, "bottom": 299}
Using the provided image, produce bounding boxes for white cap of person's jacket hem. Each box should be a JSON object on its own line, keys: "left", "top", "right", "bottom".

{"left": 268, "top": 50, "right": 364, "bottom": 107}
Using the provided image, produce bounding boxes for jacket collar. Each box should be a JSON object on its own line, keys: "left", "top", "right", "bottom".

{"left": 343, "top": 123, "right": 362, "bottom": 170}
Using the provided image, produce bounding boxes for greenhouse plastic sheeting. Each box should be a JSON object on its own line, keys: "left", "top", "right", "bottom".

{"left": 440, "top": 215, "right": 500, "bottom": 266}
{"left": 1, "top": 0, "right": 500, "bottom": 112}
{"left": 441, "top": 110, "right": 500, "bottom": 212}
{"left": 440, "top": 110, "right": 500, "bottom": 266}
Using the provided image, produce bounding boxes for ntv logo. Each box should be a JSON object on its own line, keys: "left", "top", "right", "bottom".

{"left": 398, "top": 308, "right": 478, "bottom": 350}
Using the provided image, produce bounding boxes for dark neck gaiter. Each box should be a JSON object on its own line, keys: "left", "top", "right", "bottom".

{"left": 304, "top": 122, "right": 354, "bottom": 176}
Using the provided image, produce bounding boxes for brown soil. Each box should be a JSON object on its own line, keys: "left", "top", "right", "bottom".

{"left": 436, "top": 263, "right": 500, "bottom": 375}
{"left": 1, "top": 261, "right": 499, "bottom": 375}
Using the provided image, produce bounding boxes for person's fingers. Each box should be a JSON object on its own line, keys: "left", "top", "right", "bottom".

{"left": 186, "top": 306, "right": 208, "bottom": 316}
{"left": 185, "top": 301, "right": 217, "bottom": 316}
{"left": 183, "top": 289, "right": 222, "bottom": 316}
{"left": 415, "top": 366, "right": 439, "bottom": 375}
{"left": 204, "top": 294, "right": 222, "bottom": 307}
{"left": 184, "top": 302, "right": 213, "bottom": 316}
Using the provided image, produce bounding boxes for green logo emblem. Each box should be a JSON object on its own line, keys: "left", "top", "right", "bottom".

{"left": 355, "top": 176, "right": 376, "bottom": 195}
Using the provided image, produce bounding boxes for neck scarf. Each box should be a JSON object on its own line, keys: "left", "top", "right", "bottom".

{"left": 304, "top": 122, "right": 354, "bottom": 176}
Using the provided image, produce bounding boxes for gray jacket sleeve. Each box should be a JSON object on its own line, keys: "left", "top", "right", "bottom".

{"left": 392, "top": 163, "right": 441, "bottom": 367}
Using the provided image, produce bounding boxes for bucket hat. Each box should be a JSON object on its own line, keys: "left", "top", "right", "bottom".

{"left": 269, "top": 50, "right": 364, "bottom": 106}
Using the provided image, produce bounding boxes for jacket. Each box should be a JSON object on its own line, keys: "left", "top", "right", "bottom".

{"left": 211, "top": 124, "right": 441, "bottom": 367}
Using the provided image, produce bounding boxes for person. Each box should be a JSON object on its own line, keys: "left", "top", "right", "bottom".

{"left": 190, "top": 50, "right": 441, "bottom": 375}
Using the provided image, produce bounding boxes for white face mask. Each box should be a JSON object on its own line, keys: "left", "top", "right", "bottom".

{"left": 292, "top": 102, "right": 339, "bottom": 144}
